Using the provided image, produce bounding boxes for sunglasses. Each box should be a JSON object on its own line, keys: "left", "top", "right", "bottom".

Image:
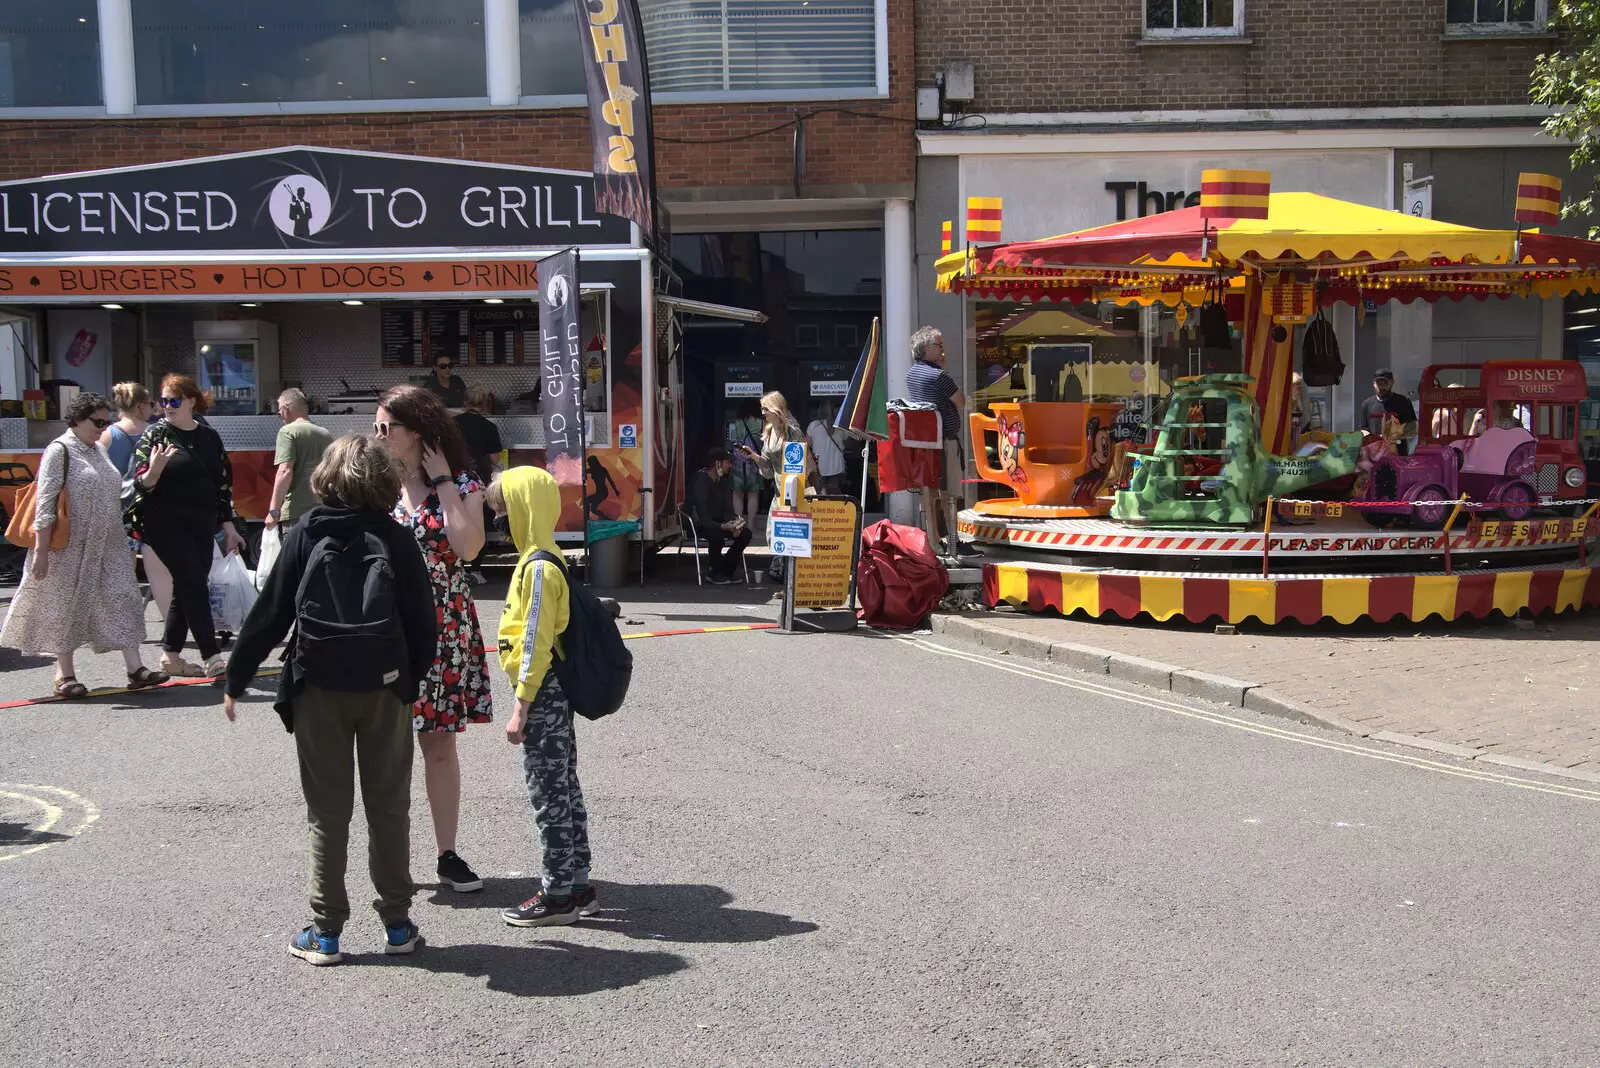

{"left": 373, "top": 421, "right": 391, "bottom": 438}
{"left": 436, "top": 363, "right": 453, "bottom": 371}
{"left": 88, "top": 416, "right": 112, "bottom": 429}
{"left": 158, "top": 396, "right": 183, "bottom": 408}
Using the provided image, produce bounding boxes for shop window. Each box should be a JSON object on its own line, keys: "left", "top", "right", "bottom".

{"left": 642, "top": 0, "right": 879, "bottom": 94}
{"left": 795, "top": 324, "right": 821, "bottom": 348}
{"left": 834, "top": 323, "right": 858, "bottom": 349}
{"left": 0, "top": 3, "right": 102, "bottom": 107}
{"left": 1445, "top": 0, "right": 1547, "bottom": 33}
{"left": 518, "top": 0, "right": 586, "bottom": 98}
{"left": 130, "top": 0, "right": 489, "bottom": 106}
{"left": 1144, "top": 0, "right": 1242, "bottom": 38}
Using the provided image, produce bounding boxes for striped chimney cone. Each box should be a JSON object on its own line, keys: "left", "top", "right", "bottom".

{"left": 941, "top": 220, "right": 952, "bottom": 254}
{"left": 966, "top": 197, "right": 1002, "bottom": 243}
{"left": 1515, "top": 173, "right": 1562, "bottom": 227}
{"left": 1199, "top": 169, "right": 1271, "bottom": 220}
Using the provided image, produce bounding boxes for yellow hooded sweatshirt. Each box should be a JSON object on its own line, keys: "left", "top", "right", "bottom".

{"left": 496, "top": 467, "right": 569, "bottom": 702}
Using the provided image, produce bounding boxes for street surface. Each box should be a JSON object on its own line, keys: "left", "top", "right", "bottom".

{"left": 952, "top": 605, "right": 1600, "bottom": 772}
{"left": 4, "top": 570, "right": 1600, "bottom": 1066}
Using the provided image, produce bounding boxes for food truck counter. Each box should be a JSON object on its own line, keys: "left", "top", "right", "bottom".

{"left": 1, "top": 413, "right": 610, "bottom": 453}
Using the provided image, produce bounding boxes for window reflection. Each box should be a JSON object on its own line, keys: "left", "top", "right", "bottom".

{"left": 519, "top": 0, "right": 584, "bottom": 97}
{"left": 132, "top": 0, "right": 488, "bottom": 105}
{"left": 0, "top": 3, "right": 101, "bottom": 107}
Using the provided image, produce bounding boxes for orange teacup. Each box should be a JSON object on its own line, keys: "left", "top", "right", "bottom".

{"left": 970, "top": 401, "right": 1125, "bottom": 508}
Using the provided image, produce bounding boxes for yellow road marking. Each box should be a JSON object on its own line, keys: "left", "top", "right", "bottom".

{"left": 905, "top": 637, "right": 1600, "bottom": 804}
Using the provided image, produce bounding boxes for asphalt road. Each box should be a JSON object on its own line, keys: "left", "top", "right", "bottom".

{"left": 3, "top": 575, "right": 1598, "bottom": 1066}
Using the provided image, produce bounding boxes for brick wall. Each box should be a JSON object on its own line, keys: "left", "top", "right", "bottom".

{"left": 916, "top": 0, "right": 1555, "bottom": 113}
{"left": 0, "top": 0, "right": 914, "bottom": 191}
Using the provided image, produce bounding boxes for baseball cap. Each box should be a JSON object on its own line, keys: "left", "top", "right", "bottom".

{"left": 1373, "top": 368, "right": 1395, "bottom": 380}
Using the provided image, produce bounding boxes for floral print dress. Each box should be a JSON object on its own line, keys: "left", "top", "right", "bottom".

{"left": 394, "top": 471, "right": 493, "bottom": 732}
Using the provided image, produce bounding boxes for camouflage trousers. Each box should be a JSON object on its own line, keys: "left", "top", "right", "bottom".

{"left": 521, "top": 672, "right": 591, "bottom": 896}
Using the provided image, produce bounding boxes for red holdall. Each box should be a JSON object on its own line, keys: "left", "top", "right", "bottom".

{"left": 856, "top": 519, "right": 949, "bottom": 629}
{"left": 878, "top": 408, "right": 942, "bottom": 493}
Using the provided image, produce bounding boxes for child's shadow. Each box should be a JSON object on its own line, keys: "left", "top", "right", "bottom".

{"left": 384, "top": 939, "right": 687, "bottom": 998}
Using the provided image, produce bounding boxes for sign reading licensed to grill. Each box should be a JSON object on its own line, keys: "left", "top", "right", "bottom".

{"left": 0, "top": 146, "right": 631, "bottom": 254}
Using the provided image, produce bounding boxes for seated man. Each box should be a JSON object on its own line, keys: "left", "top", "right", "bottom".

{"left": 688, "top": 447, "right": 752, "bottom": 585}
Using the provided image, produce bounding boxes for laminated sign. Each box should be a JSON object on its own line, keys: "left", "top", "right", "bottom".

{"left": 768, "top": 511, "right": 813, "bottom": 558}
{"left": 794, "top": 498, "right": 859, "bottom": 609}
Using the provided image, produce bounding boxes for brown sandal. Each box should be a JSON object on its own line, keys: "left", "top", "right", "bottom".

{"left": 53, "top": 677, "right": 89, "bottom": 699}
{"left": 127, "top": 667, "right": 170, "bottom": 689}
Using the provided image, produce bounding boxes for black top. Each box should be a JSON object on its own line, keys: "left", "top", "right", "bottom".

{"left": 131, "top": 418, "right": 234, "bottom": 527}
{"left": 423, "top": 374, "right": 467, "bottom": 409}
{"left": 454, "top": 410, "right": 504, "bottom": 484}
{"left": 688, "top": 468, "right": 735, "bottom": 530}
{"left": 225, "top": 505, "right": 438, "bottom": 732}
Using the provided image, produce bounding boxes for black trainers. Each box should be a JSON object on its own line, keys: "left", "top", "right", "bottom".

{"left": 572, "top": 885, "right": 600, "bottom": 916}
{"left": 437, "top": 850, "right": 483, "bottom": 892}
{"left": 502, "top": 891, "right": 581, "bottom": 927}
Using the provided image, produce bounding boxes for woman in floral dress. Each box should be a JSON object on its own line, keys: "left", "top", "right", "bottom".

{"left": 375, "top": 384, "right": 491, "bottom": 893}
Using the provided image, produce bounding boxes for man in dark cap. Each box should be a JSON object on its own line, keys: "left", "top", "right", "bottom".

{"left": 1360, "top": 369, "right": 1418, "bottom": 454}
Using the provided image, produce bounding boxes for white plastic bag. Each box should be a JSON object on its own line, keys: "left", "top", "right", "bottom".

{"left": 254, "top": 526, "right": 282, "bottom": 592}
{"left": 209, "top": 543, "right": 258, "bottom": 632}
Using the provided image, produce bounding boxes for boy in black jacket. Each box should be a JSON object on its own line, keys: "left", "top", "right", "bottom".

{"left": 223, "top": 435, "right": 437, "bottom": 966}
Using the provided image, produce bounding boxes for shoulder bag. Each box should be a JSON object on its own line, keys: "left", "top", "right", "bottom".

{"left": 5, "top": 441, "right": 70, "bottom": 552}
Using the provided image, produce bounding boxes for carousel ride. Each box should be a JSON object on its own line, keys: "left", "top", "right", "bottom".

{"left": 936, "top": 170, "right": 1600, "bottom": 625}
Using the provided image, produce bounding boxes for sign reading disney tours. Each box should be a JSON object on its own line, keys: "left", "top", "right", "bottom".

{"left": 0, "top": 147, "right": 632, "bottom": 254}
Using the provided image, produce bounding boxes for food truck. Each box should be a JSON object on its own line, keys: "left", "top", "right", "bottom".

{"left": 0, "top": 147, "right": 757, "bottom": 557}
{"left": 1416, "top": 359, "right": 1590, "bottom": 504}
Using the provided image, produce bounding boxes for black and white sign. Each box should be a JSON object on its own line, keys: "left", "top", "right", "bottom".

{"left": 539, "top": 248, "right": 585, "bottom": 485}
{"left": 0, "top": 146, "right": 632, "bottom": 254}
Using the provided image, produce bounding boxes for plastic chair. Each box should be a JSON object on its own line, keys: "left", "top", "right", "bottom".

{"left": 677, "top": 506, "right": 751, "bottom": 586}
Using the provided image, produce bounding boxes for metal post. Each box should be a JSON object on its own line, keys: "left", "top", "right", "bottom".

{"left": 97, "top": 0, "right": 137, "bottom": 116}
{"left": 484, "top": 0, "right": 521, "bottom": 105}
{"left": 781, "top": 555, "right": 797, "bottom": 632}
{"left": 1261, "top": 497, "right": 1274, "bottom": 578}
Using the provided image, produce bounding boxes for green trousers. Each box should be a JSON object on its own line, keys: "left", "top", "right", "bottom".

{"left": 294, "top": 683, "right": 415, "bottom": 933}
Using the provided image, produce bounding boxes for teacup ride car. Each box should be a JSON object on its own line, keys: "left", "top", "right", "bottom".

{"left": 969, "top": 401, "right": 1124, "bottom": 518}
{"left": 1354, "top": 426, "right": 1538, "bottom": 529}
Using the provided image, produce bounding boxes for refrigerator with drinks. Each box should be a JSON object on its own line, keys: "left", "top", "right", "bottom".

{"left": 194, "top": 320, "right": 280, "bottom": 416}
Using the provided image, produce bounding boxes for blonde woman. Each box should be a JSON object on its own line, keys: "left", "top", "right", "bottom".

{"left": 733, "top": 391, "right": 813, "bottom": 581}
{"left": 101, "top": 381, "right": 172, "bottom": 619}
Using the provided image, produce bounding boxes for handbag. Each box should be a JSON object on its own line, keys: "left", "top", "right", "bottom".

{"left": 5, "top": 441, "right": 70, "bottom": 552}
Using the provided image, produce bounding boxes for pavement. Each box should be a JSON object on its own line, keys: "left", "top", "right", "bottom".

{"left": 9, "top": 559, "right": 1600, "bottom": 1063}
{"left": 934, "top": 601, "right": 1600, "bottom": 777}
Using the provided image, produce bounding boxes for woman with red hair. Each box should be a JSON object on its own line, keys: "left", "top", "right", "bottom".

{"left": 126, "top": 374, "right": 245, "bottom": 678}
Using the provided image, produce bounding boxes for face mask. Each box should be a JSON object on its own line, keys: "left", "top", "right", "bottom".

{"left": 493, "top": 514, "right": 512, "bottom": 537}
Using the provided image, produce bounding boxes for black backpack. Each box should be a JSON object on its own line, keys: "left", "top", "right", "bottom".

{"left": 1302, "top": 309, "right": 1345, "bottom": 387}
{"left": 294, "top": 530, "right": 408, "bottom": 693}
{"left": 532, "top": 550, "right": 633, "bottom": 720}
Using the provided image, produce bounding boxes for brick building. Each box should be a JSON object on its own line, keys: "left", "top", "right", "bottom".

{"left": 0, "top": 0, "right": 918, "bottom": 536}
{"left": 912, "top": 0, "right": 1594, "bottom": 449}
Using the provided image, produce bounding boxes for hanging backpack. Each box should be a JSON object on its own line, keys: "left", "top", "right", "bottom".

{"left": 532, "top": 550, "right": 633, "bottom": 720}
{"left": 293, "top": 530, "right": 408, "bottom": 693}
{"left": 1302, "top": 308, "right": 1345, "bottom": 387}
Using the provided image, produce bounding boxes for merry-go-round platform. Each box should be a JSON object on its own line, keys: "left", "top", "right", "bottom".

{"left": 959, "top": 509, "right": 1600, "bottom": 625}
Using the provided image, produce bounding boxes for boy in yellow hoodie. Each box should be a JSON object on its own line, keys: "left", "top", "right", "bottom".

{"left": 488, "top": 467, "right": 598, "bottom": 927}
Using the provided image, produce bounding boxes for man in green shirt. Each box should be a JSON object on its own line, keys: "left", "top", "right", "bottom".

{"left": 267, "top": 388, "right": 333, "bottom": 532}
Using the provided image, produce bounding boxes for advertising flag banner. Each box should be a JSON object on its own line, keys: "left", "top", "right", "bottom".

{"left": 1200, "top": 169, "right": 1271, "bottom": 220}
{"left": 538, "top": 249, "right": 584, "bottom": 485}
{"left": 573, "top": 0, "right": 656, "bottom": 237}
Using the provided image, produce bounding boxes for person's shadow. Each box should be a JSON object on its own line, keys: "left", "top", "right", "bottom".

{"left": 427, "top": 879, "right": 819, "bottom": 945}
{"left": 389, "top": 939, "right": 688, "bottom": 998}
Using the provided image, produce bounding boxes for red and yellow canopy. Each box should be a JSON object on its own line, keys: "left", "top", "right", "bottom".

{"left": 936, "top": 191, "right": 1600, "bottom": 305}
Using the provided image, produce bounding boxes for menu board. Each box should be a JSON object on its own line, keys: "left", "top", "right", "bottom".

{"left": 472, "top": 306, "right": 531, "bottom": 366}
{"left": 381, "top": 306, "right": 492, "bottom": 367}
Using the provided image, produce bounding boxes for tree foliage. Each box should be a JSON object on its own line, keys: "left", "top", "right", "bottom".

{"left": 1534, "top": 1, "right": 1600, "bottom": 230}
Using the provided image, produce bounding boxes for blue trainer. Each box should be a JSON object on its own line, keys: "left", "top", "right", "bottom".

{"left": 384, "top": 919, "right": 422, "bottom": 955}
{"left": 289, "top": 924, "right": 342, "bottom": 966}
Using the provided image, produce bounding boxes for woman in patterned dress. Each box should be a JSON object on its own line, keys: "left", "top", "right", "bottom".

{"left": 375, "top": 384, "right": 492, "bottom": 893}
{"left": 1, "top": 393, "right": 168, "bottom": 696}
